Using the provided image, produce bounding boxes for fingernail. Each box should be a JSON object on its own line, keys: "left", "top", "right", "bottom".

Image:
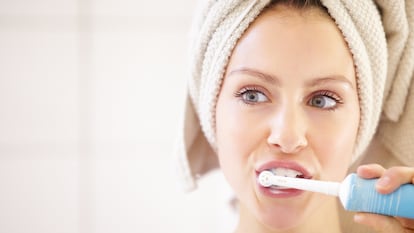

{"left": 377, "top": 176, "right": 391, "bottom": 188}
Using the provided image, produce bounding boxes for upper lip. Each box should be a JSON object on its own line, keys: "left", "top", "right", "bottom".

{"left": 255, "top": 160, "right": 312, "bottom": 179}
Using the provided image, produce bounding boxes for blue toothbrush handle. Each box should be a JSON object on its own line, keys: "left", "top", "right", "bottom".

{"left": 341, "top": 174, "right": 414, "bottom": 219}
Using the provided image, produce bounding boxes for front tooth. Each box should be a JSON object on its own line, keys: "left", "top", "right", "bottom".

{"left": 270, "top": 168, "right": 302, "bottom": 178}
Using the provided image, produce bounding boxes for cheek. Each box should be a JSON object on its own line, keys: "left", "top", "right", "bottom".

{"left": 216, "top": 98, "right": 269, "bottom": 161}
{"left": 216, "top": 101, "right": 243, "bottom": 190}
{"left": 216, "top": 100, "right": 248, "bottom": 168}
{"left": 310, "top": 110, "right": 359, "bottom": 181}
{"left": 215, "top": 96, "right": 264, "bottom": 188}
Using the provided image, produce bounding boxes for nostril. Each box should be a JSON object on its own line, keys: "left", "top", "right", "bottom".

{"left": 267, "top": 134, "right": 308, "bottom": 154}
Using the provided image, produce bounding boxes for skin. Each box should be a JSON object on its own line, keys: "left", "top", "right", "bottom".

{"left": 355, "top": 164, "right": 414, "bottom": 233}
{"left": 211, "top": 3, "right": 414, "bottom": 233}
{"left": 215, "top": 5, "right": 359, "bottom": 233}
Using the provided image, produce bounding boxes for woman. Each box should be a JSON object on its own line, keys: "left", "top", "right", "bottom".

{"left": 176, "top": 0, "right": 414, "bottom": 232}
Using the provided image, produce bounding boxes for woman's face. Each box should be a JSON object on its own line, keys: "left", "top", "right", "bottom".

{"left": 215, "top": 6, "right": 360, "bottom": 231}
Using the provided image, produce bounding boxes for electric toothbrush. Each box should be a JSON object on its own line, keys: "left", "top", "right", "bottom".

{"left": 258, "top": 171, "right": 414, "bottom": 218}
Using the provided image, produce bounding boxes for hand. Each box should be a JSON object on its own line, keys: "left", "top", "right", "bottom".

{"left": 354, "top": 164, "right": 414, "bottom": 232}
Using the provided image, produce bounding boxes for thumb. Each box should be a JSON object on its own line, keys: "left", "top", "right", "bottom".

{"left": 354, "top": 213, "right": 404, "bottom": 233}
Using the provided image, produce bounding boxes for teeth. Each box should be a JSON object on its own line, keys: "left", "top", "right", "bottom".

{"left": 270, "top": 168, "right": 303, "bottom": 178}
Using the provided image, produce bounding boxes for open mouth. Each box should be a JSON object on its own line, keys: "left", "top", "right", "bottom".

{"left": 269, "top": 167, "right": 306, "bottom": 179}
{"left": 257, "top": 165, "right": 311, "bottom": 186}
{"left": 256, "top": 161, "right": 312, "bottom": 197}
{"left": 264, "top": 168, "right": 308, "bottom": 190}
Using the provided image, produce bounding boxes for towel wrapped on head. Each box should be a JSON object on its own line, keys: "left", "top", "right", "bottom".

{"left": 176, "top": 0, "right": 414, "bottom": 192}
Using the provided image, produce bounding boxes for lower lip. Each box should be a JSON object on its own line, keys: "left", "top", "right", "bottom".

{"left": 257, "top": 181, "right": 305, "bottom": 198}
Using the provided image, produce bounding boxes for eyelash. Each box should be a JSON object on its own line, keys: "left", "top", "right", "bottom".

{"left": 233, "top": 86, "right": 268, "bottom": 105}
{"left": 234, "top": 86, "right": 259, "bottom": 95}
{"left": 308, "top": 90, "right": 344, "bottom": 111}
{"left": 234, "top": 87, "right": 344, "bottom": 110}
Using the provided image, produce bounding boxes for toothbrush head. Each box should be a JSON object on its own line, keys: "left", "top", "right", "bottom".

{"left": 258, "top": 170, "right": 274, "bottom": 187}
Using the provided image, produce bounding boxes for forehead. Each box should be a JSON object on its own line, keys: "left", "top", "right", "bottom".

{"left": 225, "top": 5, "right": 355, "bottom": 87}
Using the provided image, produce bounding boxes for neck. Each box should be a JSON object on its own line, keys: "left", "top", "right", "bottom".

{"left": 234, "top": 197, "right": 342, "bottom": 233}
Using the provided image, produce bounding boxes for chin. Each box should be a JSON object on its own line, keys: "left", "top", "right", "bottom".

{"left": 258, "top": 206, "right": 307, "bottom": 231}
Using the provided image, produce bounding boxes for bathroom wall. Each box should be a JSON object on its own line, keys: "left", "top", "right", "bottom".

{"left": 0, "top": 0, "right": 236, "bottom": 232}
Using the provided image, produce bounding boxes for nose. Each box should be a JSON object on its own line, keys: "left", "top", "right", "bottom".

{"left": 267, "top": 106, "right": 308, "bottom": 154}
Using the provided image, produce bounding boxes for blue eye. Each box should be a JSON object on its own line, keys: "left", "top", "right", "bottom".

{"left": 235, "top": 88, "right": 269, "bottom": 104}
{"left": 242, "top": 91, "right": 268, "bottom": 103}
{"left": 309, "top": 91, "right": 342, "bottom": 110}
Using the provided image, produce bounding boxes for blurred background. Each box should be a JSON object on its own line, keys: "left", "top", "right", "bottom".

{"left": 0, "top": 0, "right": 236, "bottom": 232}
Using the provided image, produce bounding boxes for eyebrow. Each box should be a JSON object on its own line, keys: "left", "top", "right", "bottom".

{"left": 227, "top": 67, "right": 355, "bottom": 89}
{"left": 305, "top": 76, "right": 355, "bottom": 90}
{"left": 227, "top": 68, "right": 280, "bottom": 86}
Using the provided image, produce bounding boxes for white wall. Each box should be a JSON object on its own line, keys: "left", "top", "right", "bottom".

{"left": 0, "top": 0, "right": 237, "bottom": 232}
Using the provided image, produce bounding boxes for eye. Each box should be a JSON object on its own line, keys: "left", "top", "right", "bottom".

{"left": 234, "top": 87, "right": 269, "bottom": 104}
{"left": 308, "top": 91, "right": 342, "bottom": 110}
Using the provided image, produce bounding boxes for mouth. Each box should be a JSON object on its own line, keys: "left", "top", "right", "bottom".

{"left": 256, "top": 161, "right": 312, "bottom": 179}
{"left": 261, "top": 168, "right": 308, "bottom": 190}
{"left": 268, "top": 167, "right": 306, "bottom": 179}
{"left": 256, "top": 161, "right": 312, "bottom": 197}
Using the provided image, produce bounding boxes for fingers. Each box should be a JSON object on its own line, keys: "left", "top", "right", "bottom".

{"left": 376, "top": 166, "right": 414, "bottom": 194}
{"left": 354, "top": 213, "right": 407, "bottom": 233}
{"left": 355, "top": 213, "right": 414, "bottom": 233}
{"left": 355, "top": 165, "right": 414, "bottom": 232}
{"left": 396, "top": 217, "right": 414, "bottom": 230}
{"left": 356, "top": 164, "right": 386, "bottom": 178}
{"left": 356, "top": 164, "right": 414, "bottom": 194}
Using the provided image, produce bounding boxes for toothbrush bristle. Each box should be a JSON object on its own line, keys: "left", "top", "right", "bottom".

{"left": 258, "top": 171, "right": 274, "bottom": 187}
